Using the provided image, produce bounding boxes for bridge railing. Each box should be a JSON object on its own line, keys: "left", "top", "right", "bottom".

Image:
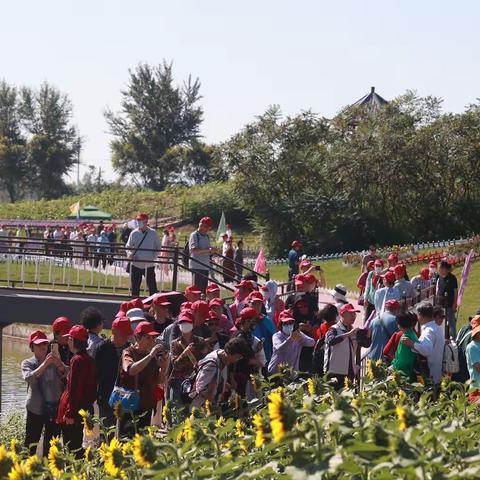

{"left": 0, "top": 237, "right": 268, "bottom": 296}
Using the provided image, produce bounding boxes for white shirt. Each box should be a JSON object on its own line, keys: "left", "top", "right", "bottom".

{"left": 413, "top": 320, "right": 445, "bottom": 384}
{"left": 53, "top": 229, "right": 63, "bottom": 240}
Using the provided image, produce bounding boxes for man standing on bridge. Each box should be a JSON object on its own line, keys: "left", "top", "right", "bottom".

{"left": 126, "top": 213, "right": 162, "bottom": 297}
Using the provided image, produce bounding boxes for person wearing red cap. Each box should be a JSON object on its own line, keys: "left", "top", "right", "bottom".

{"left": 393, "top": 263, "right": 415, "bottom": 299}
{"left": 204, "top": 311, "right": 230, "bottom": 350}
{"left": 373, "top": 271, "right": 401, "bottom": 314}
{"left": 188, "top": 217, "right": 216, "bottom": 294}
{"left": 205, "top": 283, "right": 221, "bottom": 300}
{"left": 168, "top": 313, "right": 211, "bottom": 406}
{"left": 94, "top": 317, "right": 134, "bottom": 429}
{"left": 125, "top": 212, "right": 162, "bottom": 297}
{"left": 118, "top": 322, "right": 165, "bottom": 433}
{"left": 247, "top": 291, "right": 275, "bottom": 363}
{"left": 57, "top": 325, "right": 97, "bottom": 456}
{"left": 428, "top": 260, "right": 438, "bottom": 284}
{"left": 184, "top": 285, "right": 202, "bottom": 303}
{"left": 288, "top": 241, "right": 302, "bottom": 289}
{"left": 357, "top": 260, "right": 375, "bottom": 297}
{"left": 148, "top": 296, "right": 173, "bottom": 335}
{"left": 367, "top": 299, "right": 400, "bottom": 361}
{"left": 229, "top": 279, "right": 255, "bottom": 322}
{"left": 231, "top": 307, "right": 266, "bottom": 399}
{"left": 209, "top": 298, "right": 231, "bottom": 335}
{"left": 364, "top": 259, "right": 386, "bottom": 321}
{"left": 21, "top": 330, "right": 65, "bottom": 455}
{"left": 411, "top": 267, "right": 433, "bottom": 293}
{"left": 51, "top": 316, "right": 73, "bottom": 365}
{"left": 324, "top": 303, "right": 360, "bottom": 388}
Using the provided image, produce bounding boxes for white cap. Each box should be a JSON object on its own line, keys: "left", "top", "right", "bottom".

{"left": 126, "top": 308, "right": 146, "bottom": 322}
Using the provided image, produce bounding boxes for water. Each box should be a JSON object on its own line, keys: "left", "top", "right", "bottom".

{"left": 2, "top": 337, "right": 31, "bottom": 414}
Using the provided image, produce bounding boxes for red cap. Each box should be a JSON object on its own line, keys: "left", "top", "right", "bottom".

{"left": 134, "top": 321, "right": 157, "bottom": 336}
{"left": 236, "top": 280, "right": 255, "bottom": 290}
{"left": 367, "top": 260, "right": 375, "bottom": 270}
{"left": 374, "top": 259, "right": 385, "bottom": 267}
{"left": 387, "top": 253, "right": 398, "bottom": 262}
{"left": 136, "top": 212, "right": 149, "bottom": 221}
{"left": 52, "top": 316, "right": 72, "bottom": 335}
{"left": 383, "top": 271, "right": 396, "bottom": 284}
{"left": 385, "top": 299, "right": 401, "bottom": 309}
{"left": 191, "top": 300, "right": 210, "bottom": 320}
{"left": 180, "top": 301, "right": 192, "bottom": 311}
{"left": 178, "top": 313, "right": 194, "bottom": 324}
{"left": 279, "top": 309, "right": 294, "bottom": 320}
{"left": 393, "top": 264, "right": 406, "bottom": 276}
{"left": 209, "top": 298, "right": 224, "bottom": 308}
{"left": 130, "top": 298, "right": 144, "bottom": 310}
{"left": 280, "top": 316, "right": 295, "bottom": 324}
{"left": 199, "top": 217, "right": 213, "bottom": 228}
{"left": 116, "top": 310, "right": 127, "bottom": 318}
{"left": 65, "top": 325, "right": 89, "bottom": 342}
{"left": 299, "top": 260, "right": 312, "bottom": 269}
{"left": 420, "top": 268, "right": 430, "bottom": 280}
{"left": 152, "top": 296, "right": 171, "bottom": 307}
{"left": 185, "top": 285, "right": 202, "bottom": 295}
{"left": 29, "top": 330, "right": 49, "bottom": 345}
{"left": 291, "top": 240, "right": 301, "bottom": 248}
{"left": 294, "top": 274, "right": 306, "bottom": 285}
{"left": 206, "top": 284, "right": 220, "bottom": 293}
{"left": 119, "top": 301, "right": 130, "bottom": 313}
{"left": 429, "top": 261, "right": 437, "bottom": 268}
{"left": 239, "top": 307, "right": 258, "bottom": 321}
{"left": 303, "top": 274, "right": 317, "bottom": 284}
{"left": 247, "top": 291, "right": 264, "bottom": 303}
{"left": 112, "top": 317, "right": 133, "bottom": 336}
{"left": 340, "top": 303, "right": 360, "bottom": 315}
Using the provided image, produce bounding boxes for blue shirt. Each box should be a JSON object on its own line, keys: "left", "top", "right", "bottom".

{"left": 368, "top": 311, "right": 398, "bottom": 360}
{"left": 466, "top": 340, "right": 480, "bottom": 388}
{"left": 253, "top": 315, "right": 276, "bottom": 363}
{"left": 288, "top": 249, "right": 300, "bottom": 272}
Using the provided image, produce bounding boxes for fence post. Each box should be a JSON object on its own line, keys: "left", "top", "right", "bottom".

{"left": 172, "top": 245, "right": 179, "bottom": 291}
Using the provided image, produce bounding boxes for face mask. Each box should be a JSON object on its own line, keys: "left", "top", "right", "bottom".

{"left": 137, "top": 221, "right": 145, "bottom": 229}
{"left": 179, "top": 323, "right": 193, "bottom": 334}
{"left": 429, "top": 268, "right": 436, "bottom": 274}
{"left": 375, "top": 267, "right": 382, "bottom": 273}
{"left": 282, "top": 325, "right": 294, "bottom": 335}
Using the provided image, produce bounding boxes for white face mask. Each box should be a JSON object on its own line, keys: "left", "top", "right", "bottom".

{"left": 374, "top": 267, "right": 382, "bottom": 273}
{"left": 282, "top": 324, "right": 294, "bottom": 335}
{"left": 179, "top": 323, "right": 193, "bottom": 334}
{"left": 137, "top": 221, "right": 145, "bottom": 229}
{"left": 429, "top": 268, "right": 436, "bottom": 274}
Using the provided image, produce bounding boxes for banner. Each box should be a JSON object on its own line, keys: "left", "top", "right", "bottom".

{"left": 457, "top": 249, "right": 475, "bottom": 307}
{"left": 69, "top": 201, "right": 81, "bottom": 220}
{"left": 254, "top": 248, "right": 266, "bottom": 274}
{"left": 216, "top": 211, "right": 226, "bottom": 244}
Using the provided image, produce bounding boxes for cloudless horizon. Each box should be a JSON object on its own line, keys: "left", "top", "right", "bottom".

{"left": 1, "top": 0, "right": 479, "bottom": 182}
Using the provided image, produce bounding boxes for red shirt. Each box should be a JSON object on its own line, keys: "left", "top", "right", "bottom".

{"left": 315, "top": 321, "right": 335, "bottom": 341}
{"left": 57, "top": 352, "right": 97, "bottom": 423}
{"left": 383, "top": 331, "right": 403, "bottom": 362}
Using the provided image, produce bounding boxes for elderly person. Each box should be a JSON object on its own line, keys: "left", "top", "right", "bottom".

{"left": 268, "top": 312, "right": 315, "bottom": 374}
{"left": 411, "top": 267, "right": 432, "bottom": 294}
{"left": 22, "top": 331, "right": 66, "bottom": 455}
{"left": 368, "top": 299, "right": 400, "bottom": 361}
{"left": 189, "top": 217, "right": 214, "bottom": 293}
{"left": 126, "top": 212, "right": 162, "bottom": 297}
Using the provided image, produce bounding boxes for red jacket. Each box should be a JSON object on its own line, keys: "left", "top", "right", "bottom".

{"left": 57, "top": 352, "right": 97, "bottom": 423}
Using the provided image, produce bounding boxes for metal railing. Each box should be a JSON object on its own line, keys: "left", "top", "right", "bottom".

{"left": 0, "top": 237, "right": 267, "bottom": 297}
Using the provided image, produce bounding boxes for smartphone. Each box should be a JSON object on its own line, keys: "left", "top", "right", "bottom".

{"left": 51, "top": 343, "right": 59, "bottom": 357}
{"left": 315, "top": 266, "right": 321, "bottom": 271}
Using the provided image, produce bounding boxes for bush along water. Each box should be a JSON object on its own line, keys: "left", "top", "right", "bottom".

{"left": 2, "top": 363, "right": 480, "bottom": 479}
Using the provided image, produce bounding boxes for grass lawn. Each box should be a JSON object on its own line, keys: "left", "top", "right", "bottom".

{"left": 267, "top": 258, "right": 478, "bottom": 328}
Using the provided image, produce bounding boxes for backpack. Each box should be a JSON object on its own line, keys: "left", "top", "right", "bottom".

{"left": 182, "top": 232, "right": 200, "bottom": 268}
{"left": 180, "top": 358, "right": 220, "bottom": 403}
{"left": 443, "top": 342, "right": 460, "bottom": 375}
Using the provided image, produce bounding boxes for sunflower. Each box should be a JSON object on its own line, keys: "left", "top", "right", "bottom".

{"left": 78, "top": 408, "right": 95, "bottom": 437}
{"left": 132, "top": 434, "right": 156, "bottom": 468}
{"left": 366, "top": 359, "right": 374, "bottom": 381}
{"left": 204, "top": 399, "right": 212, "bottom": 416}
{"left": 215, "top": 416, "right": 225, "bottom": 428}
{"left": 100, "top": 438, "right": 127, "bottom": 480}
{"left": 252, "top": 413, "right": 265, "bottom": 448}
{"left": 162, "top": 401, "right": 171, "bottom": 426}
{"left": 48, "top": 441, "right": 65, "bottom": 478}
{"left": 267, "top": 388, "right": 285, "bottom": 443}
{"left": 24, "top": 455, "right": 42, "bottom": 476}
{"left": 183, "top": 417, "right": 194, "bottom": 441}
{"left": 235, "top": 419, "right": 245, "bottom": 438}
{"left": 8, "top": 462, "right": 29, "bottom": 480}
{"left": 0, "top": 445, "right": 14, "bottom": 478}
{"left": 9, "top": 439, "right": 20, "bottom": 463}
{"left": 396, "top": 406, "right": 408, "bottom": 431}
{"left": 72, "top": 475, "right": 87, "bottom": 480}
{"left": 84, "top": 446, "right": 92, "bottom": 461}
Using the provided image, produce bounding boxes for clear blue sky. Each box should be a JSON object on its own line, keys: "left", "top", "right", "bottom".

{"left": 1, "top": 0, "right": 479, "bottom": 181}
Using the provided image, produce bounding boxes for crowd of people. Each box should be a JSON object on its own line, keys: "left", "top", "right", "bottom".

{"left": 19, "top": 229, "right": 480, "bottom": 458}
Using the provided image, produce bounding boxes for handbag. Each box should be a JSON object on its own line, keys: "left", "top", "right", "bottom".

{"left": 125, "top": 229, "right": 149, "bottom": 273}
{"left": 108, "top": 357, "right": 140, "bottom": 413}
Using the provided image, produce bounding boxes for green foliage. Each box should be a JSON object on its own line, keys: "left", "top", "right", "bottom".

{"left": 0, "top": 411, "right": 25, "bottom": 446}
{"left": 105, "top": 61, "right": 208, "bottom": 190}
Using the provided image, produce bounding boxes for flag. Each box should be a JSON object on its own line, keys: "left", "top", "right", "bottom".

{"left": 457, "top": 249, "right": 475, "bottom": 307}
{"left": 254, "top": 248, "right": 266, "bottom": 274}
{"left": 216, "top": 211, "right": 226, "bottom": 244}
{"left": 69, "top": 201, "right": 81, "bottom": 220}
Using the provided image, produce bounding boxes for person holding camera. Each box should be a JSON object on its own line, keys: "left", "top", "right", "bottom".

{"left": 167, "top": 313, "right": 211, "bottom": 406}
{"left": 125, "top": 212, "right": 162, "bottom": 297}
{"left": 22, "top": 330, "right": 66, "bottom": 455}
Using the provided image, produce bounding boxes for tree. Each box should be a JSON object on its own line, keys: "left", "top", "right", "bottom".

{"left": 0, "top": 81, "right": 28, "bottom": 202}
{"left": 20, "top": 83, "right": 80, "bottom": 199}
{"left": 105, "top": 61, "right": 203, "bottom": 190}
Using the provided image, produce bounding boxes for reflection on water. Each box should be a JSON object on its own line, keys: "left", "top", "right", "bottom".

{"left": 2, "top": 337, "right": 31, "bottom": 414}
